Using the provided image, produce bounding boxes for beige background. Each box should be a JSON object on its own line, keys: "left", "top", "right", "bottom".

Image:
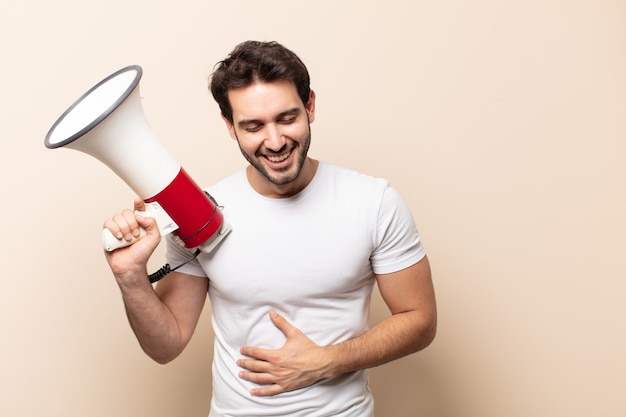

{"left": 1, "top": 1, "right": 625, "bottom": 416}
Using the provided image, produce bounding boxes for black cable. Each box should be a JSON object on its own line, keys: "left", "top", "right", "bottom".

{"left": 148, "top": 248, "right": 202, "bottom": 283}
{"left": 148, "top": 192, "right": 219, "bottom": 284}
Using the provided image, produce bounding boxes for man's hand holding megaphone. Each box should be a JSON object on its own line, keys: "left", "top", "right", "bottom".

{"left": 103, "top": 199, "right": 162, "bottom": 285}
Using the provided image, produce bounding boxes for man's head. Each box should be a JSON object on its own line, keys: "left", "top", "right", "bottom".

{"left": 210, "top": 41, "right": 311, "bottom": 124}
{"left": 209, "top": 41, "right": 317, "bottom": 198}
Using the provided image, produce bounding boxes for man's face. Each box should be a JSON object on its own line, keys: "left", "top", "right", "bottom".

{"left": 224, "top": 79, "right": 316, "bottom": 197}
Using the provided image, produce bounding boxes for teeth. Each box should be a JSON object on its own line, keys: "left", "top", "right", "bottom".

{"left": 267, "top": 152, "right": 290, "bottom": 163}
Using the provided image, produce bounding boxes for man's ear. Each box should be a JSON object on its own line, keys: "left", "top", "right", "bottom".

{"left": 221, "top": 114, "right": 237, "bottom": 140}
{"left": 305, "top": 90, "right": 316, "bottom": 123}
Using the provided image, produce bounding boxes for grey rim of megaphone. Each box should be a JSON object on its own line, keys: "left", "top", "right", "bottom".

{"left": 44, "top": 65, "right": 143, "bottom": 149}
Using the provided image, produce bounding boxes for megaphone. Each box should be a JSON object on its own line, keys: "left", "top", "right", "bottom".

{"left": 44, "top": 65, "right": 231, "bottom": 256}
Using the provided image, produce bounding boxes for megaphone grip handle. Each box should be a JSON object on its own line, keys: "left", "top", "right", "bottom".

{"left": 102, "top": 227, "right": 147, "bottom": 251}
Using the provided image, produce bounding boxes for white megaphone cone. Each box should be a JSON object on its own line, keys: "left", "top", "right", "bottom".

{"left": 44, "top": 65, "right": 231, "bottom": 257}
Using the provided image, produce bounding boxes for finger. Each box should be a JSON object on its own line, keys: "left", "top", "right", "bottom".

{"left": 106, "top": 211, "right": 137, "bottom": 242}
{"left": 238, "top": 369, "right": 275, "bottom": 384}
{"left": 103, "top": 218, "right": 124, "bottom": 240}
{"left": 250, "top": 384, "right": 284, "bottom": 397}
{"left": 237, "top": 357, "right": 273, "bottom": 373}
{"left": 239, "top": 346, "right": 272, "bottom": 361}
{"left": 120, "top": 209, "right": 142, "bottom": 239}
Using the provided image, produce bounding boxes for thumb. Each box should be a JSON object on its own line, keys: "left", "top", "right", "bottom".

{"left": 269, "top": 310, "right": 299, "bottom": 338}
{"left": 133, "top": 198, "right": 146, "bottom": 212}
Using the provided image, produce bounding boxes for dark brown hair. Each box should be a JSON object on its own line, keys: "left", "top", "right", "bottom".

{"left": 209, "top": 41, "right": 311, "bottom": 123}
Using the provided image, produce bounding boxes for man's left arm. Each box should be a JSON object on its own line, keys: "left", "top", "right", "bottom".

{"left": 237, "top": 256, "right": 437, "bottom": 396}
{"left": 325, "top": 255, "right": 437, "bottom": 372}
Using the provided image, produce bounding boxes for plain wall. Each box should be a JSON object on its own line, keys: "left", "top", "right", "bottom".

{"left": 1, "top": 1, "right": 625, "bottom": 416}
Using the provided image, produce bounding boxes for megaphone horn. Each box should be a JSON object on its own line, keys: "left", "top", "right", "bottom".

{"left": 44, "top": 65, "right": 231, "bottom": 254}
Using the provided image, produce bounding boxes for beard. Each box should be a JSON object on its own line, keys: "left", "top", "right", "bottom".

{"left": 236, "top": 126, "right": 311, "bottom": 186}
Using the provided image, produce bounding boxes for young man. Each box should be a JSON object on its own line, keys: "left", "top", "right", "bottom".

{"left": 104, "top": 40, "right": 437, "bottom": 417}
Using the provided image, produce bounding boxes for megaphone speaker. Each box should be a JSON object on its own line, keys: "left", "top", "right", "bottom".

{"left": 44, "top": 65, "right": 231, "bottom": 255}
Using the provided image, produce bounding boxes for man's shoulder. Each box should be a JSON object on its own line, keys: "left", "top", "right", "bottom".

{"left": 205, "top": 167, "right": 246, "bottom": 191}
{"left": 320, "top": 161, "right": 389, "bottom": 190}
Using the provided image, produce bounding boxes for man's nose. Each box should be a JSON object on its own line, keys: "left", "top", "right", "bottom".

{"left": 264, "top": 124, "right": 286, "bottom": 151}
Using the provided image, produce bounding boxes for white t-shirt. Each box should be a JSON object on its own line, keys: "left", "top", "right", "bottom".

{"left": 166, "top": 161, "right": 426, "bottom": 417}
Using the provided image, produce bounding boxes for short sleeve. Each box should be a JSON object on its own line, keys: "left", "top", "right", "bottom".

{"left": 164, "top": 234, "right": 207, "bottom": 277}
{"left": 370, "top": 185, "right": 426, "bottom": 275}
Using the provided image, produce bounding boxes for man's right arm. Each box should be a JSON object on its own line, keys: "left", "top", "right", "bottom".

{"left": 103, "top": 200, "right": 208, "bottom": 364}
